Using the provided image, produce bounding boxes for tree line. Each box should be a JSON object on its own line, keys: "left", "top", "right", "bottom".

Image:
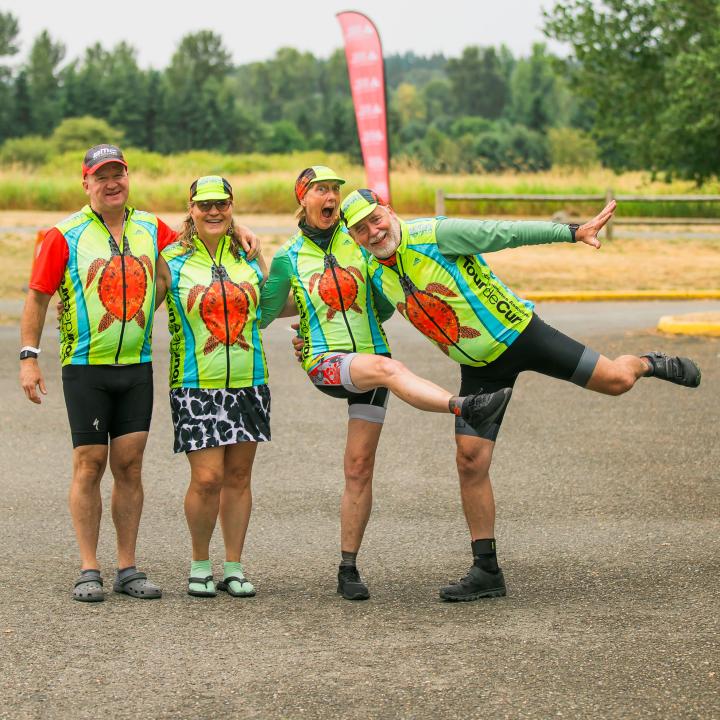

{"left": 0, "top": 1, "right": 717, "bottom": 180}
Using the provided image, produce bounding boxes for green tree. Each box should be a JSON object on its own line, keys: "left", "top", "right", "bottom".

{"left": 0, "top": 12, "right": 20, "bottom": 141}
{"left": 507, "top": 44, "right": 572, "bottom": 131}
{"left": 25, "top": 30, "right": 65, "bottom": 136}
{"left": 446, "top": 46, "right": 508, "bottom": 119}
{"left": 61, "top": 43, "right": 156, "bottom": 148}
{"left": 657, "top": 22, "right": 720, "bottom": 181}
{"left": 544, "top": 0, "right": 719, "bottom": 177}
{"left": 159, "top": 32, "right": 238, "bottom": 152}
{"left": 165, "top": 31, "right": 232, "bottom": 87}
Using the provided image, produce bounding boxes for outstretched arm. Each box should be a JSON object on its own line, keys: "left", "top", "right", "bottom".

{"left": 19, "top": 290, "right": 52, "bottom": 404}
{"left": 436, "top": 200, "right": 617, "bottom": 259}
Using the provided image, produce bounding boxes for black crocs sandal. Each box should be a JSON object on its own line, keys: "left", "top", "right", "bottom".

{"left": 187, "top": 575, "right": 216, "bottom": 597}
{"left": 113, "top": 571, "right": 162, "bottom": 599}
{"left": 72, "top": 570, "right": 104, "bottom": 603}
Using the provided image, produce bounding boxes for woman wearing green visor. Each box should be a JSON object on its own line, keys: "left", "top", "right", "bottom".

{"left": 259, "top": 166, "right": 508, "bottom": 600}
{"left": 156, "top": 176, "right": 268, "bottom": 598}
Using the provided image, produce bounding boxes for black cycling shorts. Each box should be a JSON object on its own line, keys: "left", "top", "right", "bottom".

{"left": 62, "top": 363, "right": 154, "bottom": 448}
{"left": 456, "top": 313, "right": 600, "bottom": 441}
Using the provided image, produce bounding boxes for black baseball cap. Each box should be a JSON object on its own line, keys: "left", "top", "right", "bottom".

{"left": 82, "top": 144, "right": 128, "bottom": 177}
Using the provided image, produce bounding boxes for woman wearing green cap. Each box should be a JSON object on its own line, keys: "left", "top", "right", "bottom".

{"left": 258, "top": 166, "right": 508, "bottom": 601}
{"left": 155, "top": 176, "right": 268, "bottom": 598}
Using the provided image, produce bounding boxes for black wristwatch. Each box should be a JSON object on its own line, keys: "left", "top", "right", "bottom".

{"left": 20, "top": 346, "right": 40, "bottom": 360}
{"left": 568, "top": 223, "right": 580, "bottom": 242}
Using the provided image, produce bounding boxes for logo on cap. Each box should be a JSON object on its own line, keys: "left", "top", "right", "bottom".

{"left": 82, "top": 144, "right": 127, "bottom": 177}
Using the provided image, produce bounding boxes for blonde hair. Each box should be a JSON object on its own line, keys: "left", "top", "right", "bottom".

{"left": 176, "top": 204, "right": 244, "bottom": 259}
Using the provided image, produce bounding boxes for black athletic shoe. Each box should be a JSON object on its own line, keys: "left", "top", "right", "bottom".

{"left": 641, "top": 352, "right": 701, "bottom": 388}
{"left": 337, "top": 565, "right": 370, "bottom": 600}
{"left": 439, "top": 565, "right": 507, "bottom": 602}
{"left": 460, "top": 388, "right": 513, "bottom": 435}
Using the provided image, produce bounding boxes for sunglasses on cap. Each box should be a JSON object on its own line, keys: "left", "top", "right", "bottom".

{"left": 194, "top": 199, "right": 232, "bottom": 212}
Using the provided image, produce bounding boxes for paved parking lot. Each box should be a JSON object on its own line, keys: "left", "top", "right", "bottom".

{"left": 1, "top": 303, "right": 717, "bottom": 719}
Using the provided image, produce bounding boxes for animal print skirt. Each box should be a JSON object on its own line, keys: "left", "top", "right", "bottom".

{"left": 169, "top": 385, "right": 271, "bottom": 453}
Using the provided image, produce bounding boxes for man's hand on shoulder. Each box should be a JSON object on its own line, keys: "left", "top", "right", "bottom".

{"left": 235, "top": 223, "right": 261, "bottom": 260}
{"left": 575, "top": 200, "right": 617, "bottom": 249}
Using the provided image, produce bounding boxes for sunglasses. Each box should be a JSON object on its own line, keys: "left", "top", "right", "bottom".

{"left": 195, "top": 199, "right": 231, "bottom": 212}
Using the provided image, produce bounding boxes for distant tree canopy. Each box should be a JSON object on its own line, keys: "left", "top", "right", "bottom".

{"left": 544, "top": 0, "right": 720, "bottom": 181}
{"left": 0, "top": 6, "right": 717, "bottom": 180}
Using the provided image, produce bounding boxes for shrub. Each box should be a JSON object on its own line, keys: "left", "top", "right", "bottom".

{"left": 51, "top": 116, "right": 125, "bottom": 154}
{"left": 549, "top": 127, "right": 599, "bottom": 171}
{"left": 0, "top": 136, "right": 56, "bottom": 167}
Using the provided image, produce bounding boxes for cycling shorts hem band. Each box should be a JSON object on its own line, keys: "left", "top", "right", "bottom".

{"left": 348, "top": 403, "right": 386, "bottom": 424}
{"left": 454, "top": 417, "right": 500, "bottom": 442}
{"left": 570, "top": 347, "right": 601, "bottom": 387}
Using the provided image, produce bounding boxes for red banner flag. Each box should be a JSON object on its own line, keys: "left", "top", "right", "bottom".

{"left": 336, "top": 11, "right": 391, "bottom": 203}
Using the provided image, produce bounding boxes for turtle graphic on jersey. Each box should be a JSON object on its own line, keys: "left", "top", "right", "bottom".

{"left": 397, "top": 276, "right": 481, "bottom": 355}
{"left": 187, "top": 264, "right": 257, "bottom": 355}
{"left": 309, "top": 253, "right": 365, "bottom": 321}
{"left": 86, "top": 236, "right": 153, "bottom": 332}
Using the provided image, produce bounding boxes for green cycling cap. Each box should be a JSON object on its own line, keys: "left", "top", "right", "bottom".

{"left": 190, "top": 175, "right": 233, "bottom": 202}
{"left": 340, "top": 188, "right": 385, "bottom": 228}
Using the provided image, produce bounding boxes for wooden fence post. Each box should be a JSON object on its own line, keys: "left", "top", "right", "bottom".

{"left": 605, "top": 188, "right": 615, "bottom": 241}
{"left": 435, "top": 189, "right": 445, "bottom": 217}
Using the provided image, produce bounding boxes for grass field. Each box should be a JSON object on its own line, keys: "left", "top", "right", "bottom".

{"left": 2, "top": 210, "right": 718, "bottom": 303}
{"left": 3, "top": 158, "right": 720, "bottom": 217}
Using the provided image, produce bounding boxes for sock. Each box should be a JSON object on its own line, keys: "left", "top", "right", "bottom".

{"left": 472, "top": 538, "right": 499, "bottom": 573}
{"left": 223, "top": 561, "right": 244, "bottom": 580}
{"left": 190, "top": 559, "right": 212, "bottom": 580}
{"left": 449, "top": 396, "right": 465, "bottom": 416}
{"left": 116, "top": 565, "right": 137, "bottom": 580}
{"left": 340, "top": 551, "right": 357, "bottom": 568}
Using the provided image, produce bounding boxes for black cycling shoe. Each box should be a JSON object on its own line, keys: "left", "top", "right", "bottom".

{"left": 439, "top": 565, "right": 507, "bottom": 602}
{"left": 641, "top": 352, "right": 701, "bottom": 388}
{"left": 337, "top": 565, "right": 370, "bottom": 601}
{"left": 460, "top": 388, "right": 513, "bottom": 434}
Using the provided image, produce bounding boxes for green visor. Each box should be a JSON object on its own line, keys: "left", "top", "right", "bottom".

{"left": 340, "top": 188, "right": 384, "bottom": 228}
{"left": 190, "top": 175, "right": 233, "bottom": 202}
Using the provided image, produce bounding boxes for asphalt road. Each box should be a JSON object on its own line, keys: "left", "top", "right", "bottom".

{"left": 1, "top": 303, "right": 718, "bottom": 719}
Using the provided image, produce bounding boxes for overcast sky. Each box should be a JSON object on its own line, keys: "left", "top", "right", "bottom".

{"left": 3, "top": 0, "right": 566, "bottom": 68}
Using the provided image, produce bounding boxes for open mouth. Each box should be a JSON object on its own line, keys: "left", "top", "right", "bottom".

{"left": 321, "top": 206, "right": 335, "bottom": 219}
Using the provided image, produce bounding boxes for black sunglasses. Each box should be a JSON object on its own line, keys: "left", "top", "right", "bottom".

{"left": 195, "top": 199, "right": 231, "bottom": 212}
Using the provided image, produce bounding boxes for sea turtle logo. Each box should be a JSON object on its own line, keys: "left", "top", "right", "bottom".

{"left": 397, "top": 278, "right": 481, "bottom": 355}
{"left": 86, "top": 237, "right": 153, "bottom": 332}
{"left": 309, "top": 253, "right": 365, "bottom": 321}
{"left": 186, "top": 265, "right": 257, "bottom": 355}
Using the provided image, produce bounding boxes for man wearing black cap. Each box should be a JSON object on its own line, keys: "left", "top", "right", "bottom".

{"left": 19, "top": 144, "right": 258, "bottom": 602}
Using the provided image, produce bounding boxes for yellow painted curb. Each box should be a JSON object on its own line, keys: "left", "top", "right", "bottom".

{"left": 658, "top": 315, "right": 720, "bottom": 337}
{"left": 523, "top": 290, "right": 720, "bottom": 302}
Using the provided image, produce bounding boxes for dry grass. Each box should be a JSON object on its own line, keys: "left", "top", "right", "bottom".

{"left": 2, "top": 211, "right": 718, "bottom": 301}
